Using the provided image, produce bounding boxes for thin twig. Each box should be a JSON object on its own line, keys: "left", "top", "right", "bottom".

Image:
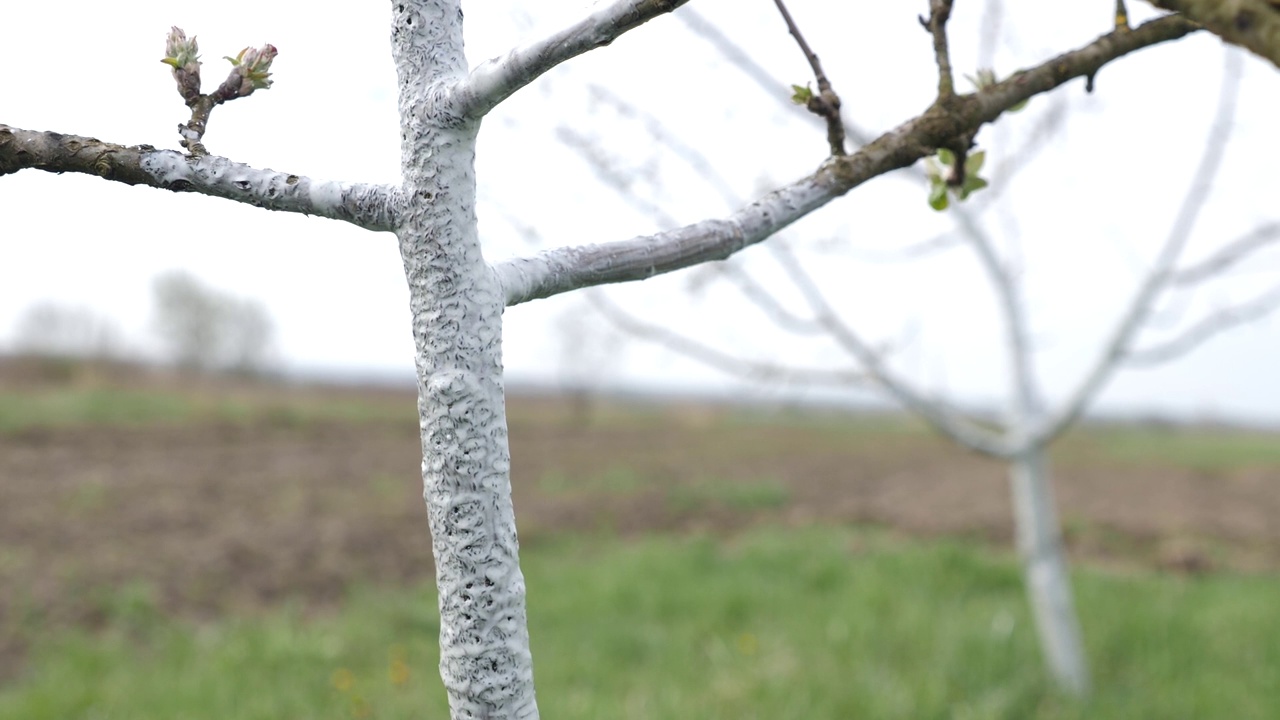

{"left": 922, "top": 0, "right": 957, "bottom": 99}
{"left": 590, "top": 292, "right": 863, "bottom": 386}
{"left": 772, "top": 0, "right": 847, "bottom": 155}
{"left": 675, "top": 8, "right": 874, "bottom": 147}
{"left": 1169, "top": 221, "right": 1280, "bottom": 286}
{"left": 817, "top": 231, "right": 963, "bottom": 262}
{"left": 1035, "top": 47, "right": 1242, "bottom": 444}
{"left": 767, "top": 241, "right": 1011, "bottom": 456}
{"left": 1126, "top": 286, "right": 1280, "bottom": 366}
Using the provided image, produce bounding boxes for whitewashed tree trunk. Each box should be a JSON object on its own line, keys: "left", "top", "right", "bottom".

{"left": 391, "top": 2, "right": 536, "bottom": 717}
{"left": 1009, "top": 439, "right": 1090, "bottom": 696}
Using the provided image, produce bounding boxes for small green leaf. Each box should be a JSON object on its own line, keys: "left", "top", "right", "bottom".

{"left": 790, "top": 84, "right": 813, "bottom": 105}
{"left": 958, "top": 175, "right": 989, "bottom": 200}
{"left": 965, "top": 150, "right": 986, "bottom": 175}
{"left": 1008, "top": 98, "right": 1029, "bottom": 113}
{"left": 928, "top": 181, "right": 950, "bottom": 211}
{"left": 937, "top": 148, "right": 955, "bottom": 166}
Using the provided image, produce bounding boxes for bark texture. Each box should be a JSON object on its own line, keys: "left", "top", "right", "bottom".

{"left": 391, "top": 2, "right": 537, "bottom": 717}
{"left": 0, "top": 125, "right": 399, "bottom": 231}
{"left": 1145, "top": 0, "right": 1280, "bottom": 68}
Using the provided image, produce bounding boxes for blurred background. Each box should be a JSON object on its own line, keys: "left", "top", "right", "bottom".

{"left": 1, "top": 2, "right": 1279, "bottom": 718}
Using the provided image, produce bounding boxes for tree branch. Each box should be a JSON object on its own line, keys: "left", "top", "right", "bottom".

{"left": 590, "top": 292, "right": 862, "bottom": 385}
{"left": 455, "top": 0, "right": 690, "bottom": 120}
{"left": 1144, "top": 0, "right": 1280, "bottom": 69}
{"left": 950, "top": 207, "right": 1045, "bottom": 440}
{"left": 923, "top": 0, "right": 958, "bottom": 98}
{"left": 677, "top": 6, "right": 875, "bottom": 147}
{"left": 773, "top": 0, "right": 847, "bottom": 155}
{"left": 559, "top": 86, "right": 822, "bottom": 335}
{"left": 766, "top": 240, "right": 1013, "bottom": 457}
{"left": 1125, "top": 285, "right": 1280, "bottom": 366}
{"left": 1169, "top": 221, "right": 1280, "bottom": 286}
{"left": 0, "top": 124, "right": 400, "bottom": 232}
{"left": 495, "top": 15, "right": 1198, "bottom": 306}
{"left": 1035, "top": 47, "right": 1241, "bottom": 445}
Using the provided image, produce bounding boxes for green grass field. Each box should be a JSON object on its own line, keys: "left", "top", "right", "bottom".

{"left": 3, "top": 525, "right": 1277, "bottom": 720}
{"left": 2, "top": 372, "right": 1278, "bottom": 718}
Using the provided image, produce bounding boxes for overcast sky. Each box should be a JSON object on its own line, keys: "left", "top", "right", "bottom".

{"left": 3, "top": 2, "right": 1280, "bottom": 423}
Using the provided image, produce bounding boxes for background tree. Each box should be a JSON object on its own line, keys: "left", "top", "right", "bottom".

{"left": 151, "top": 270, "right": 276, "bottom": 375}
{"left": 560, "top": 10, "right": 1274, "bottom": 695}
{"left": 1, "top": 2, "right": 1272, "bottom": 717}
{"left": 11, "top": 302, "right": 124, "bottom": 362}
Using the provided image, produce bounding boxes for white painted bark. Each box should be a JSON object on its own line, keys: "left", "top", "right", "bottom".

{"left": 0, "top": 124, "right": 400, "bottom": 231}
{"left": 1008, "top": 440, "right": 1090, "bottom": 697}
{"left": 391, "top": 2, "right": 536, "bottom": 717}
{"left": 458, "top": 0, "right": 691, "bottom": 120}
{"left": 1005, "top": 320, "right": 1089, "bottom": 696}
{"left": 138, "top": 151, "right": 401, "bottom": 231}
{"left": 951, "top": 206, "right": 1092, "bottom": 696}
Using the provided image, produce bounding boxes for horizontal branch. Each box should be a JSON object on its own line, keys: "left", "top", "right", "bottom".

{"left": 0, "top": 125, "right": 400, "bottom": 232}
{"left": 456, "top": 0, "right": 689, "bottom": 120}
{"left": 591, "top": 292, "right": 864, "bottom": 385}
{"left": 496, "top": 15, "right": 1197, "bottom": 306}
{"left": 1170, "top": 221, "right": 1280, "bottom": 286}
{"left": 1125, "top": 285, "right": 1280, "bottom": 366}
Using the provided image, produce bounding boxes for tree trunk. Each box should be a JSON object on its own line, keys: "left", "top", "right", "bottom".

{"left": 392, "top": 2, "right": 538, "bottom": 717}
{"left": 1009, "top": 445, "right": 1090, "bottom": 696}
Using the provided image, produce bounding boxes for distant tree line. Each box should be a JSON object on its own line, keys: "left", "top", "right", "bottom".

{"left": 9, "top": 270, "right": 275, "bottom": 376}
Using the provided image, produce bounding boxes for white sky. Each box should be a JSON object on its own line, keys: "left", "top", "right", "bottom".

{"left": 3, "top": 2, "right": 1280, "bottom": 423}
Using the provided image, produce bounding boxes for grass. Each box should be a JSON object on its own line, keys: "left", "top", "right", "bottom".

{"left": 6, "top": 380, "right": 1280, "bottom": 476}
{"left": 666, "top": 476, "right": 791, "bottom": 512}
{"left": 0, "top": 385, "right": 415, "bottom": 433}
{"left": 1071, "top": 425, "right": 1280, "bottom": 470}
{"left": 3, "top": 525, "right": 1277, "bottom": 719}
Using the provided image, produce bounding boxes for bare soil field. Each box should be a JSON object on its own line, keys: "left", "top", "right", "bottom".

{"left": 1, "top": 365, "right": 1278, "bottom": 678}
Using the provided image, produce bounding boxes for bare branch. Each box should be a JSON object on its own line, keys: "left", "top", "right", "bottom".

{"left": 583, "top": 83, "right": 742, "bottom": 208}
{"left": 496, "top": 167, "right": 835, "bottom": 305}
{"left": 1126, "top": 285, "right": 1280, "bottom": 366}
{"left": 820, "top": 231, "right": 962, "bottom": 262}
{"left": 767, "top": 242, "right": 1013, "bottom": 457}
{"left": 456, "top": 0, "right": 690, "bottom": 120}
{"left": 772, "top": 0, "right": 847, "bottom": 155}
{"left": 1169, "top": 221, "right": 1280, "bottom": 286}
{"left": 923, "top": 0, "right": 958, "bottom": 98}
{"left": 676, "top": 7, "right": 875, "bottom": 147}
{"left": 1143, "top": 0, "right": 1280, "bottom": 69}
{"left": 1036, "top": 47, "right": 1242, "bottom": 445}
{"left": 697, "top": 262, "right": 824, "bottom": 334}
{"left": 950, "top": 207, "right": 1044, "bottom": 427}
{"left": 590, "top": 292, "right": 861, "bottom": 385}
{"left": 496, "top": 15, "right": 1198, "bottom": 306}
{"left": 562, "top": 85, "right": 821, "bottom": 334}
{"left": 0, "top": 125, "right": 400, "bottom": 232}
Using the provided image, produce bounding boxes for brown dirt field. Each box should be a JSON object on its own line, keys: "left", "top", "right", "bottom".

{"left": 1, "top": 378, "right": 1279, "bottom": 679}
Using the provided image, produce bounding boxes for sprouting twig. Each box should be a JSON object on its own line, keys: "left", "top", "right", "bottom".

{"left": 921, "top": 0, "right": 957, "bottom": 99}
{"left": 772, "top": 0, "right": 847, "bottom": 155}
